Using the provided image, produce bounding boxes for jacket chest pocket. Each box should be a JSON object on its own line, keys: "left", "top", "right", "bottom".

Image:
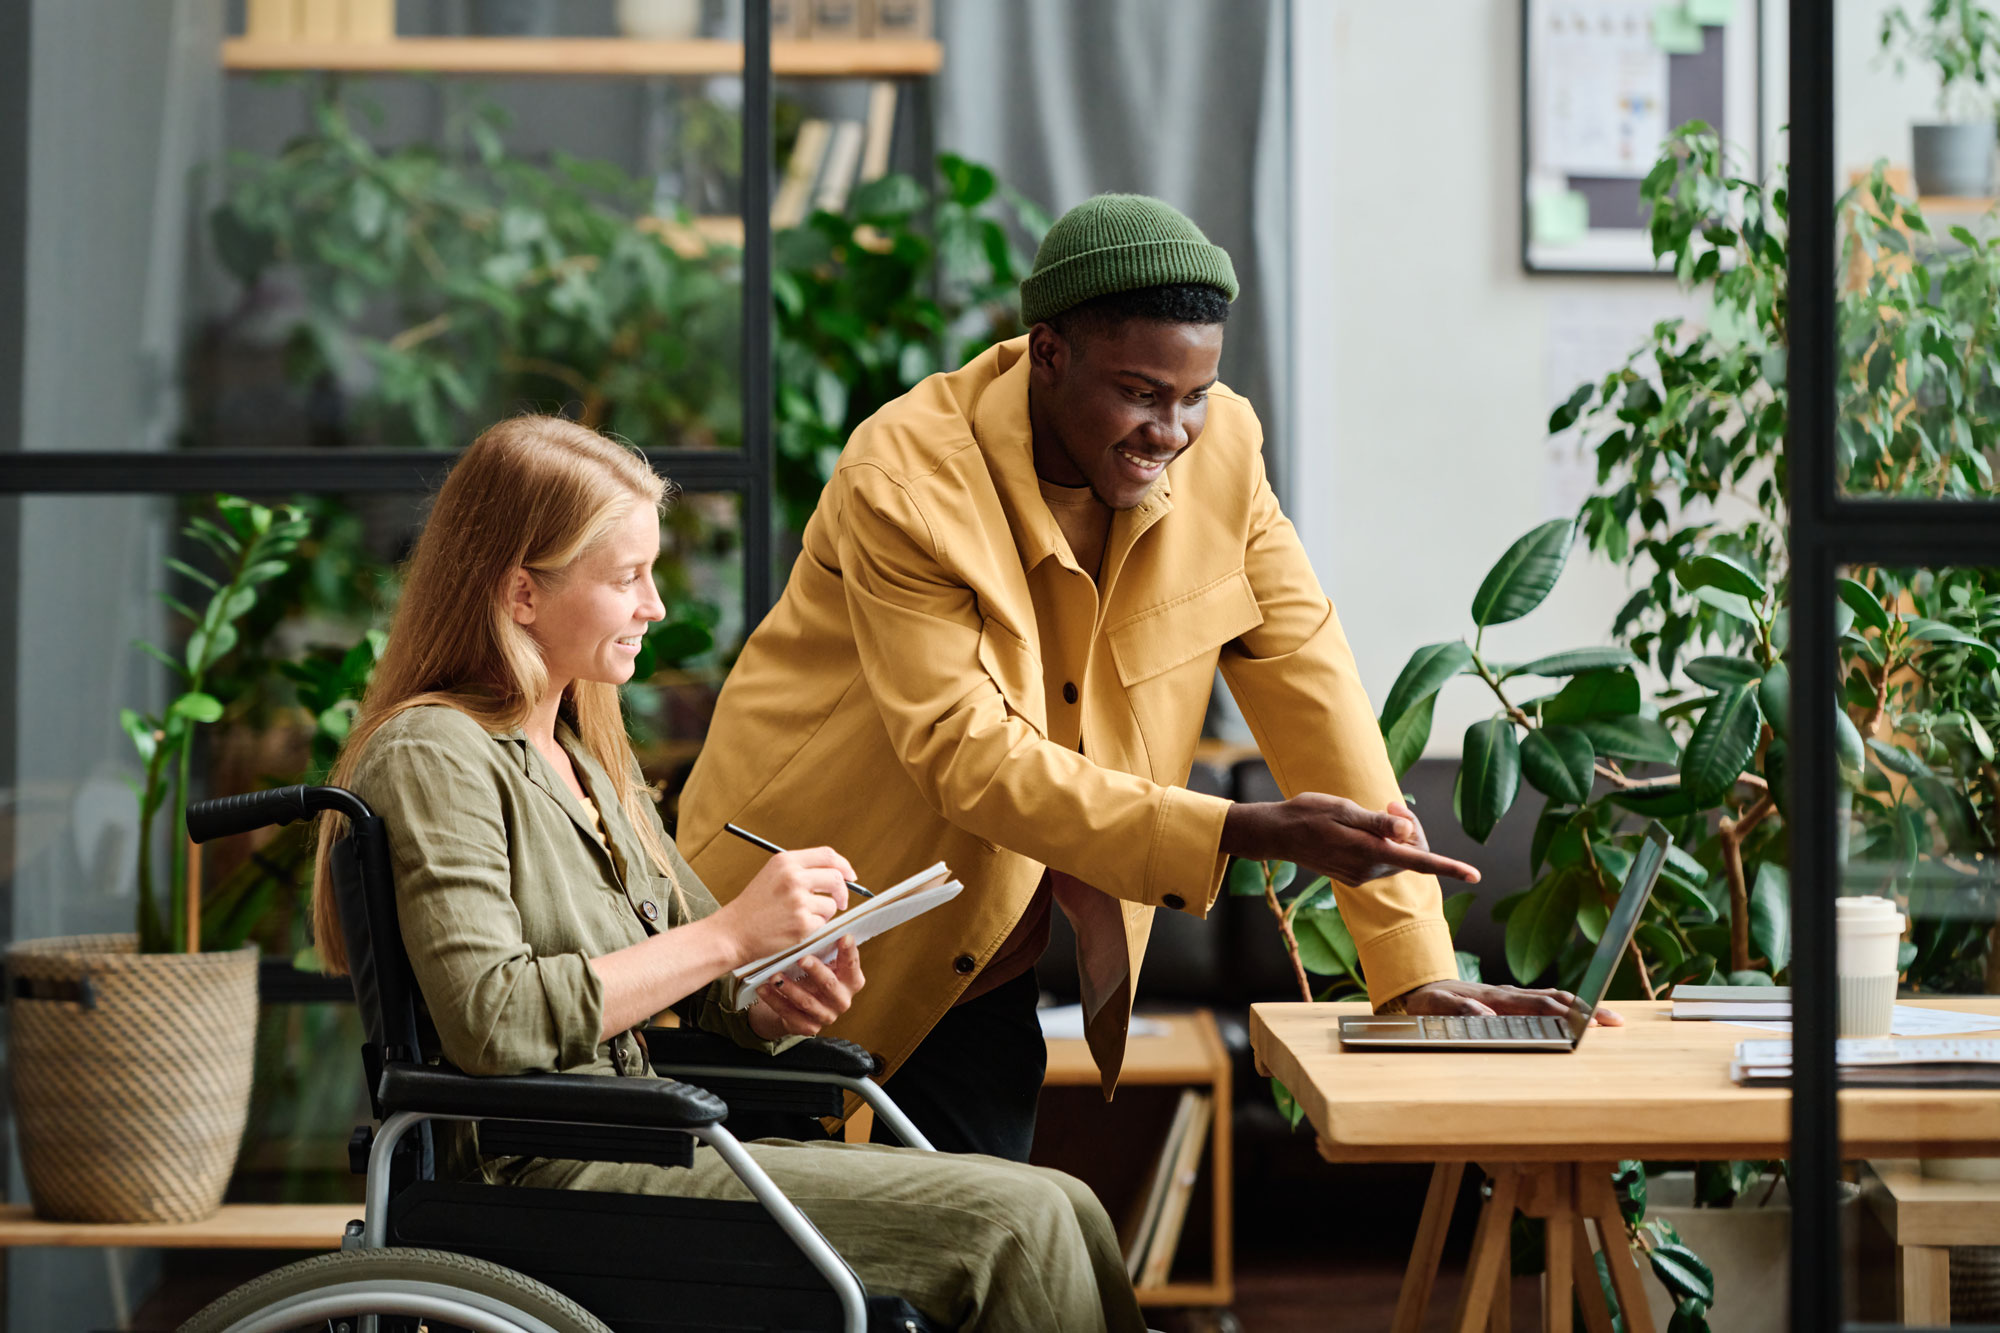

{"left": 977, "top": 616, "right": 1048, "bottom": 736}
{"left": 1108, "top": 568, "right": 1264, "bottom": 687}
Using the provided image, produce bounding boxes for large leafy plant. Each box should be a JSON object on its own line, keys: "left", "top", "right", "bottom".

{"left": 1374, "top": 125, "right": 2000, "bottom": 1008}
{"left": 211, "top": 94, "right": 1044, "bottom": 537}
{"left": 1880, "top": 0, "right": 2000, "bottom": 120}
{"left": 1251, "top": 124, "right": 2000, "bottom": 1330}
{"left": 122, "top": 496, "right": 312, "bottom": 953}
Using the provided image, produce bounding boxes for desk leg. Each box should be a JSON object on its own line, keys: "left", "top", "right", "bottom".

{"left": 1392, "top": 1161, "right": 1465, "bottom": 1333}
{"left": 1452, "top": 1166, "right": 1521, "bottom": 1333}
{"left": 1570, "top": 1216, "right": 1616, "bottom": 1333}
{"left": 1541, "top": 1167, "right": 1574, "bottom": 1333}
{"left": 1898, "top": 1245, "right": 1951, "bottom": 1326}
{"left": 1579, "top": 1170, "right": 1655, "bottom": 1333}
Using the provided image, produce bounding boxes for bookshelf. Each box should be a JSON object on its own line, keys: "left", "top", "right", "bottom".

{"left": 220, "top": 36, "right": 943, "bottom": 78}
{"left": 1041, "top": 1009, "right": 1234, "bottom": 1310}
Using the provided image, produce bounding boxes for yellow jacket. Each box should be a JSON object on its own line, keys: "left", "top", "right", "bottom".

{"left": 679, "top": 337, "right": 1456, "bottom": 1093}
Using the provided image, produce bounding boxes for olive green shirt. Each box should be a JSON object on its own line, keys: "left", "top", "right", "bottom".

{"left": 346, "top": 703, "right": 774, "bottom": 1085}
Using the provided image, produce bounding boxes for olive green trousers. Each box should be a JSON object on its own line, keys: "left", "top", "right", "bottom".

{"left": 502, "top": 1137, "right": 1148, "bottom": 1333}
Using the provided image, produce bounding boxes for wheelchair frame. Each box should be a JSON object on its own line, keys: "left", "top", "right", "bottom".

{"left": 182, "top": 784, "right": 939, "bottom": 1333}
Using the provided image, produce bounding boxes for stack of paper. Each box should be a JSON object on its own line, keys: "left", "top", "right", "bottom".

{"left": 728, "top": 862, "right": 962, "bottom": 1009}
{"left": 1731, "top": 1037, "right": 2000, "bottom": 1087}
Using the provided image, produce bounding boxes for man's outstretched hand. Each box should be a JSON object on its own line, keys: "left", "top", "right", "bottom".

{"left": 1223, "top": 792, "right": 1481, "bottom": 888}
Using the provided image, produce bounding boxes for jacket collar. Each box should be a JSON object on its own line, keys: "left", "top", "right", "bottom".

{"left": 970, "top": 337, "right": 1176, "bottom": 584}
{"left": 492, "top": 720, "right": 628, "bottom": 884}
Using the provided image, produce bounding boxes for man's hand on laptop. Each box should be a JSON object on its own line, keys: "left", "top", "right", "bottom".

{"left": 1222, "top": 793, "right": 1481, "bottom": 887}
{"left": 1398, "top": 980, "right": 1624, "bottom": 1026}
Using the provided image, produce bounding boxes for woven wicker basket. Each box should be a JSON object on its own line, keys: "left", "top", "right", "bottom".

{"left": 7, "top": 934, "right": 257, "bottom": 1223}
{"left": 1955, "top": 1246, "right": 2000, "bottom": 1321}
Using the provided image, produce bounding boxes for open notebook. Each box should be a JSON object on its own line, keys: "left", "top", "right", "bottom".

{"left": 727, "top": 861, "right": 963, "bottom": 1010}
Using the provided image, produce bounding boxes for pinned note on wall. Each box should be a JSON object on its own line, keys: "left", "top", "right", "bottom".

{"left": 1531, "top": 189, "right": 1591, "bottom": 246}
{"left": 1687, "top": 0, "right": 1736, "bottom": 22}
{"left": 1652, "top": 3, "right": 1705, "bottom": 53}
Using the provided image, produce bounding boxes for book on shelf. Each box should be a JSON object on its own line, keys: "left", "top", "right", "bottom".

{"left": 809, "top": 0, "right": 865, "bottom": 40}
{"left": 770, "top": 0, "right": 813, "bottom": 40}
{"left": 868, "top": 0, "right": 934, "bottom": 40}
{"left": 727, "top": 861, "right": 962, "bottom": 1009}
{"left": 1137, "top": 1091, "right": 1212, "bottom": 1289}
{"left": 246, "top": 0, "right": 394, "bottom": 42}
{"left": 1121, "top": 1089, "right": 1199, "bottom": 1281}
{"left": 814, "top": 121, "right": 866, "bottom": 214}
{"left": 1731, "top": 1036, "right": 2000, "bottom": 1087}
{"left": 772, "top": 118, "right": 832, "bottom": 228}
{"left": 859, "top": 81, "right": 898, "bottom": 182}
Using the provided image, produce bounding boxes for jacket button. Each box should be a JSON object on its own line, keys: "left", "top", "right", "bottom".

{"left": 1062, "top": 681, "right": 1078, "bottom": 704}
{"left": 953, "top": 953, "right": 976, "bottom": 974}
{"left": 1162, "top": 893, "right": 1186, "bottom": 911}
{"left": 640, "top": 900, "right": 659, "bottom": 922}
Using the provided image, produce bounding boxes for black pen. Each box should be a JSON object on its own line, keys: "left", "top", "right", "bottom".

{"left": 723, "top": 823, "right": 875, "bottom": 899}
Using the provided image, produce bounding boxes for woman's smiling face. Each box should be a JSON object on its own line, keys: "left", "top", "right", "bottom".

{"left": 513, "top": 501, "right": 666, "bottom": 690}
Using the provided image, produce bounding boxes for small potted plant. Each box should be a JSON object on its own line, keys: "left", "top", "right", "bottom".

{"left": 6, "top": 496, "right": 310, "bottom": 1223}
{"left": 1881, "top": 0, "right": 2000, "bottom": 196}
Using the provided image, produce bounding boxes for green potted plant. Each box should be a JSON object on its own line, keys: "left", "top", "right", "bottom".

{"left": 207, "top": 93, "right": 1044, "bottom": 537}
{"left": 1880, "top": 0, "right": 2000, "bottom": 196}
{"left": 5, "top": 496, "right": 311, "bottom": 1223}
{"left": 1255, "top": 122, "right": 2000, "bottom": 1329}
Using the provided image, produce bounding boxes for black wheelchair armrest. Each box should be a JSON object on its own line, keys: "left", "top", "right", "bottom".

{"left": 376, "top": 1062, "right": 727, "bottom": 1130}
{"left": 642, "top": 1027, "right": 882, "bottom": 1079}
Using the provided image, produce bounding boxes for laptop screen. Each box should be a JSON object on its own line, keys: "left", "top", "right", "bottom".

{"left": 1564, "top": 822, "right": 1671, "bottom": 1044}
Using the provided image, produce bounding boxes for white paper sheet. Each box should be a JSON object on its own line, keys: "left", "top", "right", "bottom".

{"left": 1722, "top": 1005, "right": 2000, "bottom": 1038}
{"left": 1537, "top": 2, "right": 1668, "bottom": 179}
{"left": 1037, "top": 1004, "right": 1169, "bottom": 1041}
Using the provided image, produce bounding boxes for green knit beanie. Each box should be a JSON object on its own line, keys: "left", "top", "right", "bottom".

{"left": 1019, "top": 193, "right": 1238, "bottom": 327}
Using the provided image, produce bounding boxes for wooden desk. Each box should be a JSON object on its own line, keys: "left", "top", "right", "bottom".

{"left": 1250, "top": 999, "right": 2000, "bottom": 1333}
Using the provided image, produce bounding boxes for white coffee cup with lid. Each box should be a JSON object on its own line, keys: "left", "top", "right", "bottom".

{"left": 1836, "top": 895, "right": 1904, "bottom": 1037}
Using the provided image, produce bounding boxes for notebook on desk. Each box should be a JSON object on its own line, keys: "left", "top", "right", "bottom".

{"left": 1337, "top": 821, "right": 1670, "bottom": 1052}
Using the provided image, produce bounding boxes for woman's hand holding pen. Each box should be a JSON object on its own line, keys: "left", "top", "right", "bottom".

{"left": 747, "top": 936, "right": 866, "bottom": 1039}
{"left": 715, "top": 847, "right": 854, "bottom": 964}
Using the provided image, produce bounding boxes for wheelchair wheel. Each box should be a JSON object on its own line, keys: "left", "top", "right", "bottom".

{"left": 177, "top": 1247, "right": 613, "bottom": 1333}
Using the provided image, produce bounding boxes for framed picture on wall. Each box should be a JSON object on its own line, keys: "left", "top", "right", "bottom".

{"left": 1521, "top": 0, "right": 1762, "bottom": 274}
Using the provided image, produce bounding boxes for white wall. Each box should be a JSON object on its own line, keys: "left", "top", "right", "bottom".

{"left": 1288, "top": 0, "right": 1935, "bottom": 756}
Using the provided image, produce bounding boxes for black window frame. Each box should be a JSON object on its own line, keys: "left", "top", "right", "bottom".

{"left": 1790, "top": 3, "right": 2000, "bottom": 1329}
{"left": 0, "top": 3, "right": 780, "bottom": 629}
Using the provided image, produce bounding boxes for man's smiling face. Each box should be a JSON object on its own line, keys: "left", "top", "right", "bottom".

{"left": 1027, "top": 316, "right": 1226, "bottom": 511}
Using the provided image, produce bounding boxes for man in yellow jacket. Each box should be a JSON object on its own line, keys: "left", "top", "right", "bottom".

{"left": 680, "top": 194, "right": 1581, "bottom": 1160}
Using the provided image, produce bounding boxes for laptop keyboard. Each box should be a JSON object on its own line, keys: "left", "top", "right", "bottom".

{"left": 1420, "top": 1014, "right": 1569, "bottom": 1041}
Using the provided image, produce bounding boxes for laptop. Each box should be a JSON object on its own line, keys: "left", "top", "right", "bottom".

{"left": 1337, "top": 820, "right": 1671, "bottom": 1051}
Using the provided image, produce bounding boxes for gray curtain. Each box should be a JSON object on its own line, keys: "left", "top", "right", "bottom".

{"left": 934, "top": 0, "right": 1293, "bottom": 501}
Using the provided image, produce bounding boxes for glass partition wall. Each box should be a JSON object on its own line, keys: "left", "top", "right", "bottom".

{"left": 0, "top": 0, "right": 781, "bottom": 1231}
{"left": 1803, "top": 2, "right": 2000, "bottom": 1328}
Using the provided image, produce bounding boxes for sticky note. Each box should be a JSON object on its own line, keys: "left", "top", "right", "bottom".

{"left": 1654, "top": 3, "right": 1705, "bottom": 53}
{"left": 1687, "top": 0, "right": 1734, "bottom": 22}
{"left": 1532, "top": 189, "right": 1591, "bottom": 245}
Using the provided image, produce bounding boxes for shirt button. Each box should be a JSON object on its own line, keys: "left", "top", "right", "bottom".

{"left": 640, "top": 900, "right": 659, "bottom": 922}
{"left": 1062, "top": 682, "right": 1078, "bottom": 704}
{"left": 953, "top": 953, "right": 977, "bottom": 974}
{"left": 1162, "top": 893, "right": 1186, "bottom": 911}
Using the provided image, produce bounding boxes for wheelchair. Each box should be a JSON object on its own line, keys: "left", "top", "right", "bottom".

{"left": 177, "top": 784, "right": 943, "bottom": 1333}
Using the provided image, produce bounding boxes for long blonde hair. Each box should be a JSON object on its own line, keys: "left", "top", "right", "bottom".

{"left": 312, "top": 414, "right": 683, "bottom": 974}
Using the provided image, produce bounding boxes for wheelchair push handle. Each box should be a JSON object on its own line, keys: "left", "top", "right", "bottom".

{"left": 187, "top": 784, "right": 375, "bottom": 843}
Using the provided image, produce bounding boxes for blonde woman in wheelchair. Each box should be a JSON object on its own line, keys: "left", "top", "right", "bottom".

{"left": 301, "top": 415, "right": 1146, "bottom": 1333}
